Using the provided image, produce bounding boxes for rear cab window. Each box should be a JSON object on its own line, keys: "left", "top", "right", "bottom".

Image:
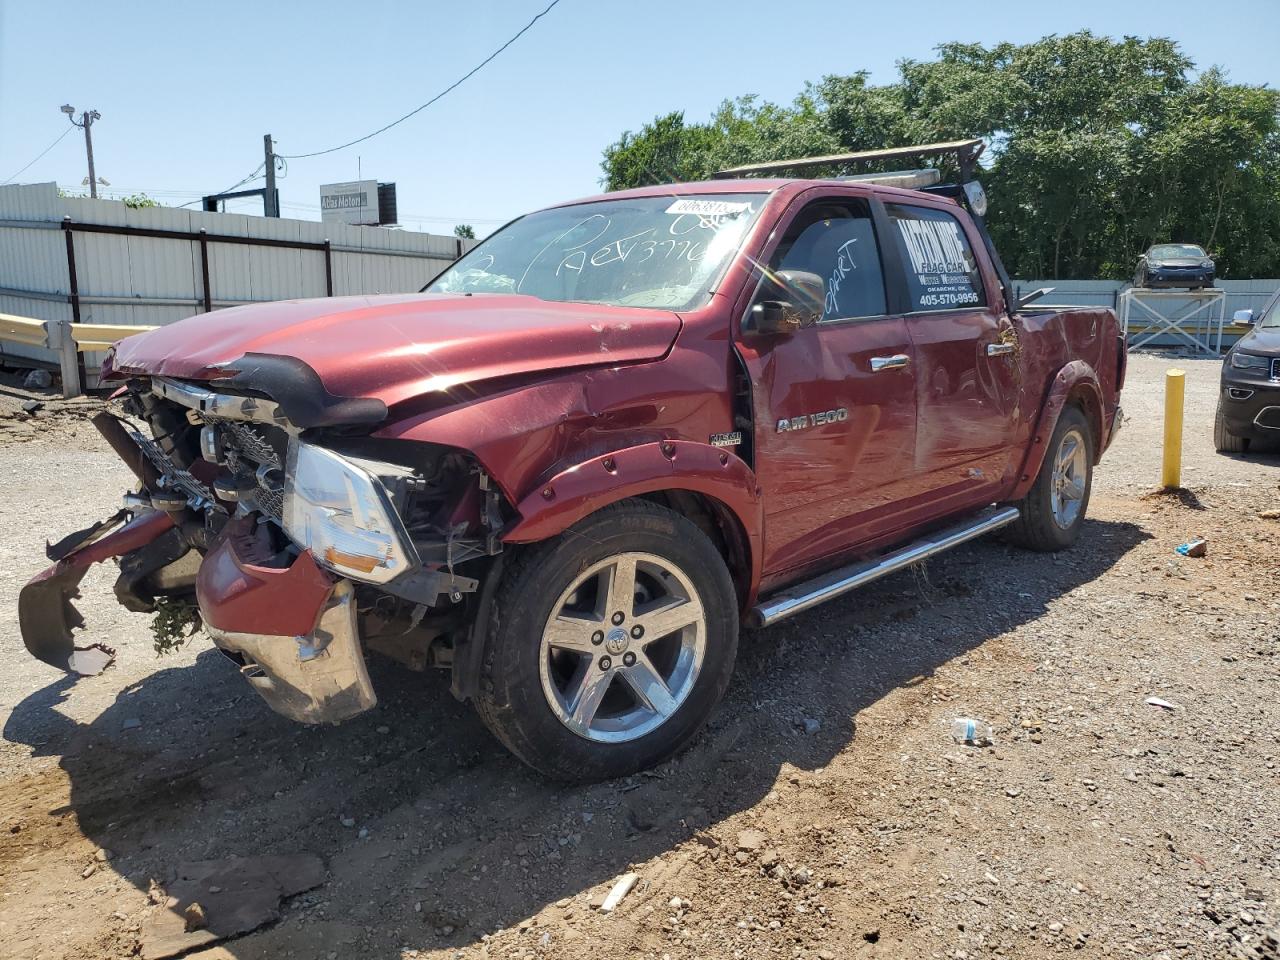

{"left": 885, "top": 203, "right": 985, "bottom": 312}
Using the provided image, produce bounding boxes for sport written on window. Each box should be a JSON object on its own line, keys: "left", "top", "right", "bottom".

{"left": 885, "top": 204, "right": 986, "bottom": 312}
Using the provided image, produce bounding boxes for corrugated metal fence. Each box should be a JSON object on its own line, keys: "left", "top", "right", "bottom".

{"left": 0, "top": 182, "right": 471, "bottom": 378}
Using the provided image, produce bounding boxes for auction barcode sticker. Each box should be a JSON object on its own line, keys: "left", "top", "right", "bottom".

{"left": 665, "top": 199, "right": 752, "bottom": 217}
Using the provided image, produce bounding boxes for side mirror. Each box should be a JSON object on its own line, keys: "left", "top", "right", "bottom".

{"left": 749, "top": 301, "right": 804, "bottom": 336}
{"left": 1233, "top": 309, "right": 1255, "bottom": 326}
{"left": 746, "top": 270, "right": 824, "bottom": 338}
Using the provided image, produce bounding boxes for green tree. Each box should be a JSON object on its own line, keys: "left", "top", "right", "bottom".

{"left": 454, "top": 224, "right": 476, "bottom": 240}
{"left": 601, "top": 32, "right": 1280, "bottom": 279}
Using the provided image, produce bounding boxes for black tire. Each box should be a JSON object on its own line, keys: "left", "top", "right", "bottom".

{"left": 473, "top": 499, "right": 738, "bottom": 781}
{"left": 1006, "top": 405, "right": 1094, "bottom": 552}
{"left": 1214, "top": 399, "right": 1248, "bottom": 454}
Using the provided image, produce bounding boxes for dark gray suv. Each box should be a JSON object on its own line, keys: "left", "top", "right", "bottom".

{"left": 1216, "top": 290, "right": 1280, "bottom": 453}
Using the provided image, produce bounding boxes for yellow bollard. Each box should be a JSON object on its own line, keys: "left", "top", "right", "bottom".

{"left": 1162, "top": 368, "right": 1185, "bottom": 489}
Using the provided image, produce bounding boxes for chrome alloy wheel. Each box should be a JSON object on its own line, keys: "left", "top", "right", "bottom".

{"left": 538, "top": 552, "right": 706, "bottom": 743}
{"left": 1050, "top": 427, "right": 1088, "bottom": 529}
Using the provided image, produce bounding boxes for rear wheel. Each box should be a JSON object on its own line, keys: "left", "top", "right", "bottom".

{"left": 473, "top": 500, "right": 738, "bottom": 781}
{"left": 1006, "top": 406, "right": 1094, "bottom": 552}
{"left": 1214, "top": 399, "right": 1248, "bottom": 453}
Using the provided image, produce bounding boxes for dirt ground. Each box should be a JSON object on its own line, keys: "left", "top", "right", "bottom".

{"left": 0, "top": 355, "right": 1277, "bottom": 960}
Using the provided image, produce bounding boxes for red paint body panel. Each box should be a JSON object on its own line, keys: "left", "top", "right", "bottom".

{"left": 1008, "top": 358, "right": 1105, "bottom": 501}
{"left": 107, "top": 293, "right": 682, "bottom": 410}
{"left": 195, "top": 519, "right": 334, "bottom": 637}
{"left": 505, "top": 439, "right": 764, "bottom": 600}
{"left": 738, "top": 316, "right": 918, "bottom": 574}
{"left": 29, "top": 510, "right": 176, "bottom": 583}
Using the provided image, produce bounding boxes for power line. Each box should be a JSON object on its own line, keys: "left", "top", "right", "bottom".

{"left": 176, "top": 162, "right": 265, "bottom": 207}
{"left": 2, "top": 126, "right": 76, "bottom": 184}
{"left": 279, "top": 0, "right": 563, "bottom": 160}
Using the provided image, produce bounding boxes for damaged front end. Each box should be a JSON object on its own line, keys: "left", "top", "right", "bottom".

{"left": 20, "top": 373, "right": 506, "bottom": 724}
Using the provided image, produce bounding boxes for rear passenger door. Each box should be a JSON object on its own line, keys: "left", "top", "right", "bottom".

{"left": 881, "top": 201, "right": 1020, "bottom": 512}
{"left": 735, "top": 195, "right": 918, "bottom": 578}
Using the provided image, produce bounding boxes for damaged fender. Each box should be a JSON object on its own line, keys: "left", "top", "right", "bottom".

{"left": 18, "top": 509, "right": 177, "bottom": 675}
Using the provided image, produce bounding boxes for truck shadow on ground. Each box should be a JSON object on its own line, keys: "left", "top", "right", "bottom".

{"left": 4, "top": 518, "right": 1150, "bottom": 958}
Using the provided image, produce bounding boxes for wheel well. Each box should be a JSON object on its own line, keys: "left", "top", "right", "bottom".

{"left": 1065, "top": 384, "right": 1104, "bottom": 456}
{"left": 638, "top": 490, "right": 751, "bottom": 608}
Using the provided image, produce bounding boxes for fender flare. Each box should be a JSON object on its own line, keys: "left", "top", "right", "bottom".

{"left": 503, "top": 439, "right": 764, "bottom": 591}
{"left": 1009, "top": 360, "right": 1105, "bottom": 501}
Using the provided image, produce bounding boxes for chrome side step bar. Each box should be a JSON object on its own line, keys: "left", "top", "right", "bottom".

{"left": 749, "top": 506, "right": 1020, "bottom": 628}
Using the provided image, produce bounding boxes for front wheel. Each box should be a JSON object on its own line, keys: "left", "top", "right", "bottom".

{"left": 1214, "top": 400, "right": 1248, "bottom": 453}
{"left": 473, "top": 500, "right": 739, "bottom": 781}
{"left": 1006, "top": 406, "right": 1094, "bottom": 551}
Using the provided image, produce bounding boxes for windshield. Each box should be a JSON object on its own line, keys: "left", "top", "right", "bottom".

{"left": 1261, "top": 294, "right": 1280, "bottom": 329}
{"left": 1150, "top": 244, "right": 1206, "bottom": 259}
{"left": 427, "top": 194, "right": 765, "bottom": 311}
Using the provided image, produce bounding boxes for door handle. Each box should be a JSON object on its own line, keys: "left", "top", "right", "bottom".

{"left": 986, "top": 342, "right": 1016, "bottom": 357}
{"left": 870, "top": 354, "right": 910, "bottom": 372}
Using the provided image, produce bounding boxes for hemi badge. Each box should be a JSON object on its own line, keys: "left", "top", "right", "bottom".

{"left": 710, "top": 432, "right": 743, "bottom": 447}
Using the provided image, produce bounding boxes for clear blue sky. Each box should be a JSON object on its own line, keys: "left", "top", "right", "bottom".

{"left": 1, "top": 0, "right": 1275, "bottom": 236}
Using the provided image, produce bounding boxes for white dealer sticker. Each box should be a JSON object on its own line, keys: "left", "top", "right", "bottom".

{"left": 665, "top": 199, "right": 753, "bottom": 217}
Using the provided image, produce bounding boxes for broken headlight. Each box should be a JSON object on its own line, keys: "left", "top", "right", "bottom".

{"left": 282, "top": 441, "right": 415, "bottom": 585}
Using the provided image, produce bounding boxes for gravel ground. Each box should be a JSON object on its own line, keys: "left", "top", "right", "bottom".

{"left": 0, "top": 355, "right": 1277, "bottom": 960}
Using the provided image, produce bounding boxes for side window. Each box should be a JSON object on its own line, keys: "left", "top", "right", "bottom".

{"left": 885, "top": 203, "right": 985, "bottom": 312}
{"left": 761, "top": 201, "right": 887, "bottom": 322}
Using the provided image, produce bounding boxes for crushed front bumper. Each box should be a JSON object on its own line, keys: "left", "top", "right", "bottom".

{"left": 196, "top": 518, "right": 376, "bottom": 724}
{"left": 19, "top": 509, "right": 177, "bottom": 675}
{"left": 19, "top": 507, "right": 377, "bottom": 725}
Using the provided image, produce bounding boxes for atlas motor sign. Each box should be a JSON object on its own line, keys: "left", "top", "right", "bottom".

{"left": 320, "top": 180, "right": 379, "bottom": 225}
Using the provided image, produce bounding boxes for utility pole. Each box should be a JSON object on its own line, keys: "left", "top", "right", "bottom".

{"left": 61, "top": 105, "right": 101, "bottom": 198}
{"left": 263, "top": 133, "right": 279, "bottom": 218}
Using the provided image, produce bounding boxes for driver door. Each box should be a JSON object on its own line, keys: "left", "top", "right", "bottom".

{"left": 735, "top": 195, "right": 919, "bottom": 579}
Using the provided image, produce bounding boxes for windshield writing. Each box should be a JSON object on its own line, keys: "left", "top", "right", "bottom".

{"left": 428, "top": 194, "right": 763, "bottom": 311}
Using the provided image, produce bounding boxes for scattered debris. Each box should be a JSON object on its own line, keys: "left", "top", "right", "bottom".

{"left": 67, "top": 642, "right": 115, "bottom": 676}
{"left": 951, "top": 717, "right": 994, "bottom": 746}
{"left": 20, "top": 399, "right": 43, "bottom": 414}
{"left": 139, "top": 854, "right": 325, "bottom": 960}
{"left": 1260, "top": 509, "right": 1280, "bottom": 520}
{"left": 182, "top": 902, "right": 207, "bottom": 932}
{"left": 800, "top": 717, "right": 821, "bottom": 735}
{"left": 121, "top": 717, "right": 142, "bottom": 731}
{"left": 599, "top": 872, "right": 639, "bottom": 913}
{"left": 1145, "top": 696, "right": 1179, "bottom": 711}
{"left": 1175, "top": 538, "right": 1207, "bottom": 557}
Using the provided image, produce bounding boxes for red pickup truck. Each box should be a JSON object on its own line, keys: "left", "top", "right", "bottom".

{"left": 20, "top": 142, "right": 1125, "bottom": 781}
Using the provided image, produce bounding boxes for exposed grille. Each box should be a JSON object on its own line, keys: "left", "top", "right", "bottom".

{"left": 1272, "top": 357, "right": 1280, "bottom": 381}
{"left": 126, "top": 423, "right": 216, "bottom": 506}
{"left": 209, "top": 419, "right": 288, "bottom": 521}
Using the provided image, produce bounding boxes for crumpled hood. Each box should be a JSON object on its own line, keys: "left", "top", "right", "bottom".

{"left": 106, "top": 293, "right": 681, "bottom": 409}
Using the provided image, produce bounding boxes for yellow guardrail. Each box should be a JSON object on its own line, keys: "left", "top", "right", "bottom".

{"left": 0, "top": 313, "right": 51, "bottom": 348}
{"left": 0, "top": 312, "right": 157, "bottom": 397}
{"left": 70, "top": 321, "right": 157, "bottom": 345}
{"left": 1, "top": 313, "right": 157, "bottom": 350}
